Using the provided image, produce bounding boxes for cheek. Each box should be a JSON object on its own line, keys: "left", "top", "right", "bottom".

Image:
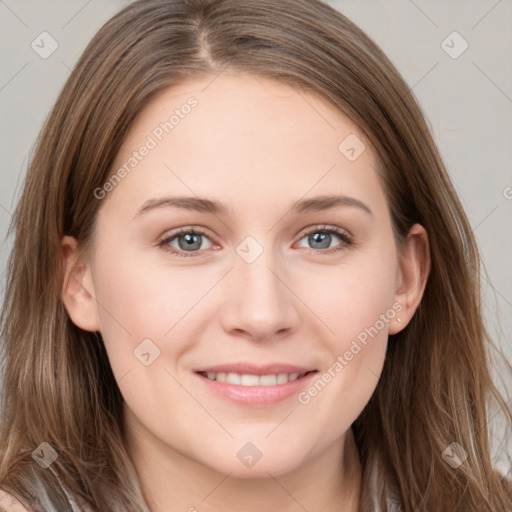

{"left": 90, "top": 244, "right": 223, "bottom": 378}
{"left": 90, "top": 250, "right": 176, "bottom": 369}
{"left": 305, "top": 248, "right": 397, "bottom": 346}
{"left": 296, "top": 245, "right": 397, "bottom": 407}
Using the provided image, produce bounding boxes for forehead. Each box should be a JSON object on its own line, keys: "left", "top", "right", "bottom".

{"left": 100, "top": 73, "right": 386, "bottom": 221}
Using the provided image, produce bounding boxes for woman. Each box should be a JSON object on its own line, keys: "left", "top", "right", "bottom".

{"left": 0, "top": 0, "right": 510, "bottom": 510}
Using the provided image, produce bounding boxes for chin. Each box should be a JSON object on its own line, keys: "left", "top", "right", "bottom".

{"left": 197, "top": 443, "right": 307, "bottom": 479}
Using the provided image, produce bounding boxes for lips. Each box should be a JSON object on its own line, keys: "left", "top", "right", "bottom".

{"left": 195, "top": 362, "right": 314, "bottom": 373}
{"left": 193, "top": 362, "right": 318, "bottom": 406}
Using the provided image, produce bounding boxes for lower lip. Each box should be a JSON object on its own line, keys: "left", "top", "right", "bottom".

{"left": 195, "top": 372, "right": 318, "bottom": 406}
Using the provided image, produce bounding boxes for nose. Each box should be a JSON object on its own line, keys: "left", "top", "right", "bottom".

{"left": 218, "top": 245, "right": 301, "bottom": 342}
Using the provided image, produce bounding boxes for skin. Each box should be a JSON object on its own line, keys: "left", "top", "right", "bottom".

{"left": 61, "top": 74, "right": 430, "bottom": 512}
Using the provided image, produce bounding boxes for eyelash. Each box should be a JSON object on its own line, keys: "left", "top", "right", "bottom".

{"left": 158, "top": 225, "right": 354, "bottom": 258}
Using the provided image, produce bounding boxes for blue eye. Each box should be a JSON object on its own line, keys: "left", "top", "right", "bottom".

{"left": 159, "top": 225, "right": 353, "bottom": 258}
{"left": 296, "top": 225, "right": 353, "bottom": 254}
{"left": 159, "top": 228, "right": 213, "bottom": 257}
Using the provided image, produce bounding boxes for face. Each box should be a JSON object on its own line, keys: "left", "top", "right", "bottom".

{"left": 63, "top": 73, "right": 422, "bottom": 479}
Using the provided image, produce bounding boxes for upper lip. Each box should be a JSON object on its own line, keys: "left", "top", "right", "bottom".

{"left": 193, "top": 363, "right": 317, "bottom": 376}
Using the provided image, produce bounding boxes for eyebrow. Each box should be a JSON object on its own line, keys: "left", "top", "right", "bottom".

{"left": 132, "top": 194, "right": 373, "bottom": 219}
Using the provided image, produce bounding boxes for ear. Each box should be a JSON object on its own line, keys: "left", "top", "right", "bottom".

{"left": 388, "top": 223, "right": 430, "bottom": 335}
{"left": 60, "top": 235, "right": 101, "bottom": 332}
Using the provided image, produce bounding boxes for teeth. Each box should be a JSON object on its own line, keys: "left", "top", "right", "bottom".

{"left": 226, "top": 372, "right": 241, "bottom": 385}
{"left": 277, "top": 373, "right": 288, "bottom": 384}
{"left": 260, "top": 374, "right": 278, "bottom": 386}
{"left": 201, "top": 371, "right": 307, "bottom": 386}
{"left": 241, "top": 374, "right": 260, "bottom": 386}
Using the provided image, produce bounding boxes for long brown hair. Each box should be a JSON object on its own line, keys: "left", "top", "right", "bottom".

{"left": 1, "top": 1, "right": 510, "bottom": 510}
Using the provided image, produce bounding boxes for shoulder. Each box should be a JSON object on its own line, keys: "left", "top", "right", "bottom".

{"left": 0, "top": 490, "right": 31, "bottom": 512}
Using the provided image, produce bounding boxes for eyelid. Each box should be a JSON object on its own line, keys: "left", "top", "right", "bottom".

{"left": 161, "top": 226, "right": 212, "bottom": 240}
{"left": 296, "top": 223, "right": 352, "bottom": 239}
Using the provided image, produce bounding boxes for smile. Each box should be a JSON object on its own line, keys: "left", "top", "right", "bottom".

{"left": 193, "top": 364, "right": 318, "bottom": 406}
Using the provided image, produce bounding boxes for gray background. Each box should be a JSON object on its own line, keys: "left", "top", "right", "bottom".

{"left": 0, "top": 0, "right": 511, "bottom": 472}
